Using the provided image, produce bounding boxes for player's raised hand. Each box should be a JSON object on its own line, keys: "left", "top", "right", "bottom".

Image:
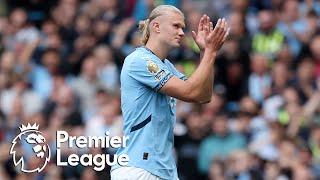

{"left": 205, "top": 18, "right": 229, "bottom": 53}
{"left": 191, "top": 14, "right": 212, "bottom": 51}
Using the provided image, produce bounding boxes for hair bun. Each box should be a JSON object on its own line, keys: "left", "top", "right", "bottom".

{"left": 138, "top": 19, "right": 150, "bottom": 32}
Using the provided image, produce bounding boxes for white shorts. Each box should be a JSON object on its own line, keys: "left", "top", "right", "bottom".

{"left": 111, "top": 166, "right": 161, "bottom": 180}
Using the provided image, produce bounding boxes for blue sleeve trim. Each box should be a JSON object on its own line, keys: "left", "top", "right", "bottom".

{"left": 155, "top": 73, "right": 174, "bottom": 92}
{"left": 180, "top": 76, "right": 188, "bottom": 81}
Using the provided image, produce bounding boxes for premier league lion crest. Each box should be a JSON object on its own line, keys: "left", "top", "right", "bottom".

{"left": 147, "top": 60, "right": 160, "bottom": 74}
{"left": 10, "top": 123, "right": 51, "bottom": 173}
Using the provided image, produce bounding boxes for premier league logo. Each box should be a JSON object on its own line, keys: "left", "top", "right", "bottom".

{"left": 10, "top": 123, "right": 51, "bottom": 173}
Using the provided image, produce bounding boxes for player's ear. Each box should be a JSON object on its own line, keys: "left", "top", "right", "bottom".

{"left": 151, "top": 21, "right": 160, "bottom": 33}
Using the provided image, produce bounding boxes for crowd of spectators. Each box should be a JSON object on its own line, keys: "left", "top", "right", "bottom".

{"left": 0, "top": 0, "right": 320, "bottom": 179}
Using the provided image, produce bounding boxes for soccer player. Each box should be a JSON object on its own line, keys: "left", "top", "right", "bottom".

{"left": 111, "top": 5, "right": 229, "bottom": 180}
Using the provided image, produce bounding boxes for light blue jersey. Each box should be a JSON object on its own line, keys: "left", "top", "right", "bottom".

{"left": 112, "top": 47, "right": 186, "bottom": 179}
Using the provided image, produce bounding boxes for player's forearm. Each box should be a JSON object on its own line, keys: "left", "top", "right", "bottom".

{"left": 185, "top": 50, "right": 216, "bottom": 103}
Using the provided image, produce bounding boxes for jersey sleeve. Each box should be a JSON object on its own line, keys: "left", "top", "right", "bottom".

{"left": 167, "top": 61, "right": 188, "bottom": 81}
{"left": 128, "top": 57, "right": 173, "bottom": 92}
{"left": 175, "top": 69, "right": 188, "bottom": 81}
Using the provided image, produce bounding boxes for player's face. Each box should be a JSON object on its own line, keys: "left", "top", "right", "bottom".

{"left": 158, "top": 11, "right": 185, "bottom": 48}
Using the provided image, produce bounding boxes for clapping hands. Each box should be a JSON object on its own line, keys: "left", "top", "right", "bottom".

{"left": 192, "top": 15, "right": 229, "bottom": 53}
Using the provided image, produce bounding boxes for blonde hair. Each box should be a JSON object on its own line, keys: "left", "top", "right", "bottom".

{"left": 138, "top": 5, "right": 184, "bottom": 45}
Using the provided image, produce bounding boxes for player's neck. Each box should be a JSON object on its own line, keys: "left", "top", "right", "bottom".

{"left": 145, "top": 41, "right": 168, "bottom": 61}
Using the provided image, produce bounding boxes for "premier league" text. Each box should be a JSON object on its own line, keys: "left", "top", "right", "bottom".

{"left": 56, "top": 131, "right": 130, "bottom": 171}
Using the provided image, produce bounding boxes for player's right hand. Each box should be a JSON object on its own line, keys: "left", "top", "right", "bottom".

{"left": 205, "top": 18, "right": 229, "bottom": 53}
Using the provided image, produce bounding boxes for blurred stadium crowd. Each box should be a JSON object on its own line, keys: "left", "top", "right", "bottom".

{"left": 0, "top": 0, "right": 320, "bottom": 179}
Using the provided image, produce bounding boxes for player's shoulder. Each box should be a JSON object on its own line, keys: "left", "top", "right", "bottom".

{"left": 124, "top": 47, "right": 157, "bottom": 69}
{"left": 124, "top": 48, "right": 148, "bottom": 64}
{"left": 164, "top": 59, "right": 175, "bottom": 68}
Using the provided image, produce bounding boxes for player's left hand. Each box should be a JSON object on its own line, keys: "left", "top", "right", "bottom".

{"left": 192, "top": 14, "right": 213, "bottom": 51}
